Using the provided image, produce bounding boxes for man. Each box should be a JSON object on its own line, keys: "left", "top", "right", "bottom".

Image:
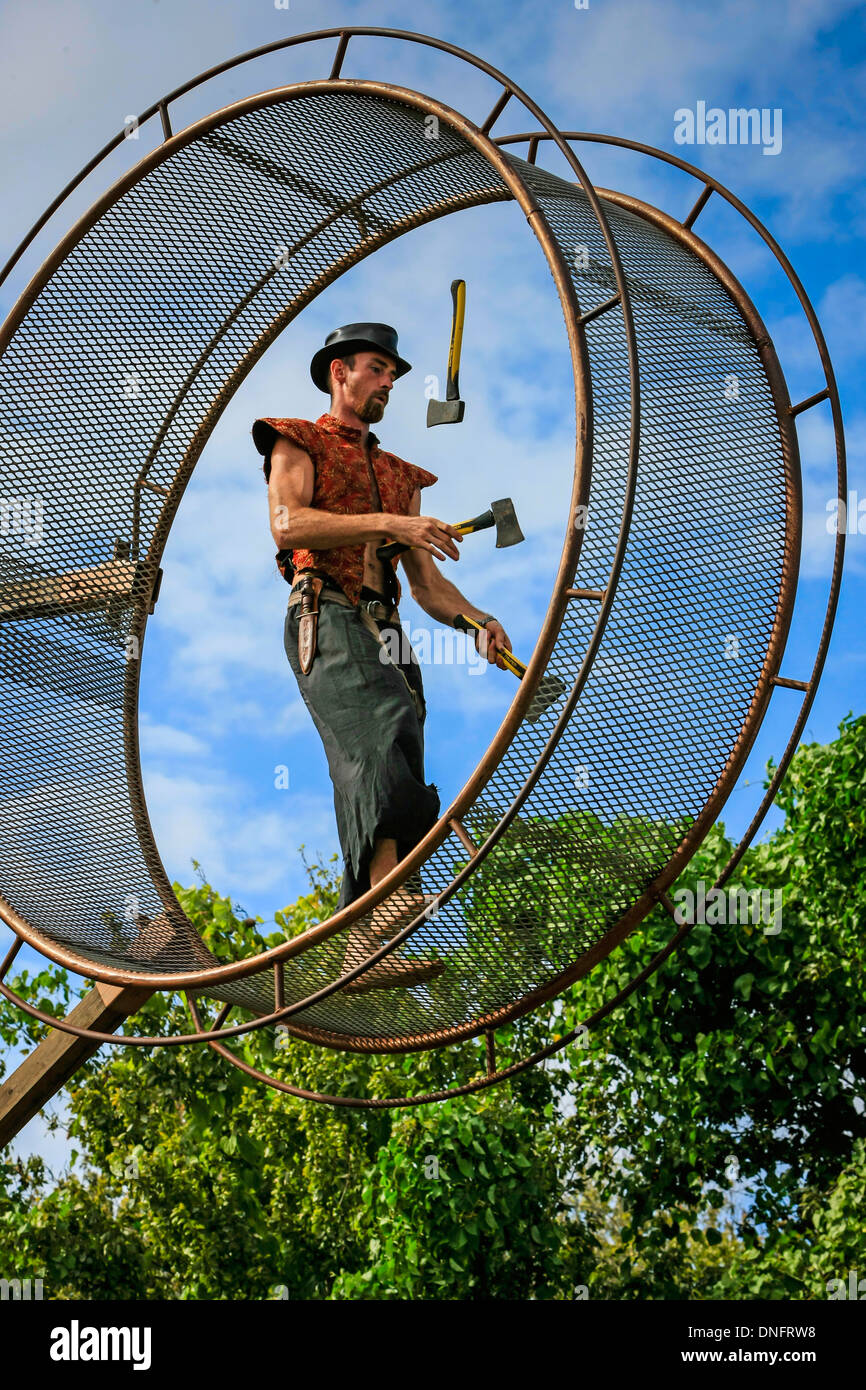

{"left": 252, "top": 323, "right": 512, "bottom": 993}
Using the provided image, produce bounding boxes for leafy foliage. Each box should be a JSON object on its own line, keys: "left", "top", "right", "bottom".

{"left": 0, "top": 717, "right": 863, "bottom": 1299}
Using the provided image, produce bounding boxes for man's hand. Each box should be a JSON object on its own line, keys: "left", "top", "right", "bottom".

{"left": 474, "top": 620, "right": 512, "bottom": 670}
{"left": 383, "top": 511, "right": 464, "bottom": 562}
{"left": 398, "top": 489, "right": 513, "bottom": 667}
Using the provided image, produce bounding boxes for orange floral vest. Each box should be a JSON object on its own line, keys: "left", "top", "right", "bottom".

{"left": 252, "top": 413, "right": 438, "bottom": 605}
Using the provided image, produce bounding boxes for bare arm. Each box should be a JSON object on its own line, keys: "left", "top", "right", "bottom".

{"left": 267, "top": 436, "right": 464, "bottom": 559}
{"left": 400, "top": 488, "right": 513, "bottom": 668}
{"left": 268, "top": 435, "right": 387, "bottom": 550}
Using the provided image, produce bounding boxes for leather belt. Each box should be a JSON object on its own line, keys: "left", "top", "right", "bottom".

{"left": 287, "top": 575, "right": 424, "bottom": 721}
{"left": 288, "top": 573, "right": 400, "bottom": 670}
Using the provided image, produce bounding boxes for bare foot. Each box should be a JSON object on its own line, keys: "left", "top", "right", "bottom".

{"left": 367, "top": 887, "right": 438, "bottom": 940}
{"left": 339, "top": 888, "right": 444, "bottom": 994}
{"left": 341, "top": 954, "right": 446, "bottom": 995}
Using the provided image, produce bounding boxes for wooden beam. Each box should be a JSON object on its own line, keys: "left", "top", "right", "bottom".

{"left": 0, "top": 980, "right": 152, "bottom": 1148}
{"left": 0, "top": 558, "right": 138, "bottom": 622}
{"left": 0, "top": 911, "right": 217, "bottom": 1147}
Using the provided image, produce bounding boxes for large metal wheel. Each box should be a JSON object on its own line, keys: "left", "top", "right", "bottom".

{"left": 0, "top": 28, "right": 845, "bottom": 1106}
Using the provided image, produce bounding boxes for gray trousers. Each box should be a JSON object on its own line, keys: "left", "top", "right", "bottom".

{"left": 284, "top": 597, "right": 440, "bottom": 912}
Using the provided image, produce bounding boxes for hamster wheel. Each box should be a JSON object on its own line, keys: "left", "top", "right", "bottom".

{"left": 0, "top": 28, "right": 845, "bottom": 1107}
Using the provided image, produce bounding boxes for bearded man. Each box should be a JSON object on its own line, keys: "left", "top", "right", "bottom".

{"left": 252, "top": 323, "right": 511, "bottom": 993}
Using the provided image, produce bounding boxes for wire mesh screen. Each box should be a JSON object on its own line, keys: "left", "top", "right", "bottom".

{"left": 0, "top": 87, "right": 791, "bottom": 1049}
{"left": 0, "top": 90, "right": 510, "bottom": 977}
{"left": 214, "top": 155, "right": 790, "bottom": 1047}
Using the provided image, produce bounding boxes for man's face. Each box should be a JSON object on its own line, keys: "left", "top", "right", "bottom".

{"left": 334, "top": 350, "right": 397, "bottom": 423}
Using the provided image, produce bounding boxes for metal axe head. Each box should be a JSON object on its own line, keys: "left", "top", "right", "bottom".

{"left": 525, "top": 673, "right": 567, "bottom": 723}
{"left": 490, "top": 498, "right": 525, "bottom": 548}
{"left": 426, "top": 395, "right": 465, "bottom": 427}
{"left": 457, "top": 497, "right": 525, "bottom": 547}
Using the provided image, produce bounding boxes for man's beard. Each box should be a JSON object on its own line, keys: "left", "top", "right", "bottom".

{"left": 356, "top": 393, "right": 386, "bottom": 424}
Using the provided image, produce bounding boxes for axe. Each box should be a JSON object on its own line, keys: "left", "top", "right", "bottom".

{"left": 454, "top": 614, "right": 568, "bottom": 723}
{"left": 427, "top": 279, "right": 466, "bottom": 427}
{"left": 376, "top": 497, "right": 524, "bottom": 564}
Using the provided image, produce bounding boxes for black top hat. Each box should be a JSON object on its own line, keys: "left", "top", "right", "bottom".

{"left": 310, "top": 322, "right": 412, "bottom": 394}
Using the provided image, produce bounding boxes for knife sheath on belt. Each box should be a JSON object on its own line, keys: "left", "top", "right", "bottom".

{"left": 297, "top": 574, "right": 323, "bottom": 675}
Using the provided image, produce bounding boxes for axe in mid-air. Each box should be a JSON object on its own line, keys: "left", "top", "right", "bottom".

{"left": 427, "top": 279, "right": 466, "bottom": 427}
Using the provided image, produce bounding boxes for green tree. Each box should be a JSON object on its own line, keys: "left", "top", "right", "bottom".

{"left": 564, "top": 713, "right": 866, "bottom": 1298}
{"left": 0, "top": 716, "right": 863, "bottom": 1300}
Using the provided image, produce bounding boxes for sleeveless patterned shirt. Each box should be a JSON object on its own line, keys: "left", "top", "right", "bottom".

{"left": 252, "top": 413, "right": 438, "bottom": 605}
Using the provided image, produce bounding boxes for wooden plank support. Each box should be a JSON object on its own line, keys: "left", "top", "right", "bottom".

{"left": 0, "top": 980, "right": 152, "bottom": 1148}
{"left": 0, "top": 558, "right": 137, "bottom": 623}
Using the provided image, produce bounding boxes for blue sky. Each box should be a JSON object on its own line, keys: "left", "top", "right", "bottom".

{"left": 0, "top": 0, "right": 864, "bottom": 1164}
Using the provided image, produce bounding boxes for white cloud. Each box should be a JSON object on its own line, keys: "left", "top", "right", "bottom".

{"left": 542, "top": 0, "right": 864, "bottom": 237}
{"left": 142, "top": 766, "right": 337, "bottom": 904}
{"left": 138, "top": 715, "right": 210, "bottom": 759}
{"left": 816, "top": 274, "right": 866, "bottom": 365}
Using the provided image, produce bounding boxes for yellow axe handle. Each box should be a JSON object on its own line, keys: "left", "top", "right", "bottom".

{"left": 446, "top": 279, "right": 466, "bottom": 398}
{"left": 456, "top": 614, "right": 526, "bottom": 677}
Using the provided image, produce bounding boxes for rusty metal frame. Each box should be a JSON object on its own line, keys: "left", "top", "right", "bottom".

{"left": 274, "top": 181, "right": 805, "bottom": 1056}
{"left": 0, "top": 33, "right": 642, "bottom": 1003}
{"left": 190, "top": 132, "right": 844, "bottom": 1102}
{"left": 491, "top": 128, "right": 846, "bottom": 897}
{"left": 0, "top": 31, "right": 845, "bottom": 1106}
{"left": 184, "top": 902, "right": 696, "bottom": 1109}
